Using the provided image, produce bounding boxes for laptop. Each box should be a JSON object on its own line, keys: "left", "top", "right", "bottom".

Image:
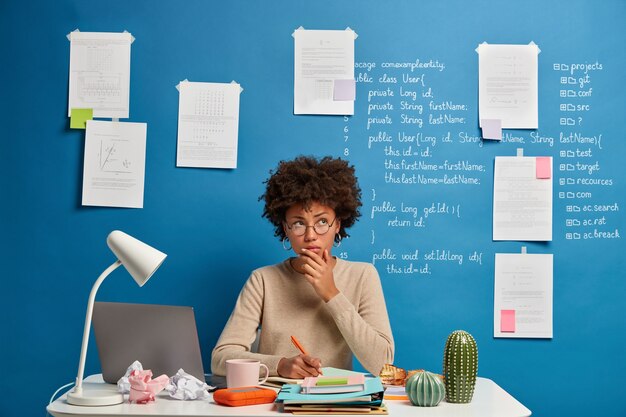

{"left": 93, "top": 301, "right": 206, "bottom": 384}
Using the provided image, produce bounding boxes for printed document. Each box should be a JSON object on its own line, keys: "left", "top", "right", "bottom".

{"left": 477, "top": 43, "right": 539, "bottom": 128}
{"left": 493, "top": 156, "right": 552, "bottom": 241}
{"left": 82, "top": 120, "right": 146, "bottom": 208}
{"left": 494, "top": 253, "right": 553, "bottom": 338}
{"left": 68, "top": 31, "right": 132, "bottom": 119}
{"left": 176, "top": 81, "right": 241, "bottom": 169}
{"left": 294, "top": 28, "right": 355, "bottom": 115}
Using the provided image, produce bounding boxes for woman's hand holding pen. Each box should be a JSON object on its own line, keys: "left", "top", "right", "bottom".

{"left": 299, "top": 248, "right": 339, "bottom": 302}
{"left": 277, "top": 355, "right": 323, "bottom": 378}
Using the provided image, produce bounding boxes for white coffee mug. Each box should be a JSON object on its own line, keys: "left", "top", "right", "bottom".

{"left": 226, "top": 359, "right": 269, "bottom": 388}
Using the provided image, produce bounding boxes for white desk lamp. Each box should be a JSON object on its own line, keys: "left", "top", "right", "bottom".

{"left": 66, "top": 230, "right": 167, "bottom": 406}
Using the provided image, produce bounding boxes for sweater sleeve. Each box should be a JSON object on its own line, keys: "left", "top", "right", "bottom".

{"left": 210, "top": 272, "right": 285, "bottom": 376}
{"left": 324, "top": 263, "right": 394, "bottom": 375}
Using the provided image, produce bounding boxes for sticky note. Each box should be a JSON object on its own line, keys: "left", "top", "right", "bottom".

{"left": 501, "top": 310, "right": 516, "bottom": 332}
{"left": 481, "top": 119, "right": 502, "bottom": 140}
{"left": 316, "top": 377, "right": 348, "bottom": 386}
{"left": 70, "top": 108, "right": 93, "bottom": 129}
{"left": 333, "top": 79, "right": 356, "bottom": 101}
{"left": 536, "top": 157, "right": 551, "bottom": 179}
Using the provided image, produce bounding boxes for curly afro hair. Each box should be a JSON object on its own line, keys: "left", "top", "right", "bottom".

{"left": 260, "top": 155, "right": 362, "bottom": 242}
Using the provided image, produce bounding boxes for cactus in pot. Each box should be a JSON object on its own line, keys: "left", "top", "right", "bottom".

{"left": 442, "top": 330, "right": 478, "bottom": 403}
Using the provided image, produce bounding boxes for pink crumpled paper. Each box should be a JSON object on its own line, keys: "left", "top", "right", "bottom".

{"left": 128, "top": 369, "right": 169, "bottom": 404}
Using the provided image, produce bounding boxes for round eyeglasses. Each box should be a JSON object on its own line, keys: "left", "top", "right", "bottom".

{"left": 285, "top": 217, "right": 337, "bottom": 236}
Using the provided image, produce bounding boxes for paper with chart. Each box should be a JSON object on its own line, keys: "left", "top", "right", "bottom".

{"left": 293, "top": 28, "right": 355, "bottom": 115}
{"left": 493, "top": 156, "right": 552, "bottom": 241}
{"left": 68, "top": 31, "right": 132, "bottom": 118}
{"left": 176, "top": 81, "right": 241, "bottom": 169}
{"left": 82, "top": 120, "right": 146, "bottom": 208}
{"left": 494, "top": 253, "right": 553, "bottom": 338}
{"left": 477, "top": 43, "right": 539, "bottom": 128}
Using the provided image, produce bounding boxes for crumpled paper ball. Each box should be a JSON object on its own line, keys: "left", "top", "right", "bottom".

{"left": 128, "top": 369, "right": 169, "bottom": 404}
{"left": 117, "top": 360, "right": 144, "bottom": 394}
{"left": 165, "top": 368, "right": 212, "bottom": 400}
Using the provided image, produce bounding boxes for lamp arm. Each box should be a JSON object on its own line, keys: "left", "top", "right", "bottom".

{"left": 72, "top": 260, "right": 122, "bottom": 393}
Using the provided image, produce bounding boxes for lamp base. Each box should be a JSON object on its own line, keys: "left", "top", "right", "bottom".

{"left": 67, "top": 382, "right": 124, "bottom": 406}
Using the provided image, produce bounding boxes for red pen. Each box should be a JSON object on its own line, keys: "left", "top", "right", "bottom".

{"left": 290, "top": 335, "right": 308, "bottom": 355}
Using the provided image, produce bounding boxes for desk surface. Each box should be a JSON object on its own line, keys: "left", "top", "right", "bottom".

{"left": 47, "top": 375, "right": 531, "bottom": 417}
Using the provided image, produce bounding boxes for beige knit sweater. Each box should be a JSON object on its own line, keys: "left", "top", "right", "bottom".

{"left": 211, "top": 258, "right": 394, "bottom": 376}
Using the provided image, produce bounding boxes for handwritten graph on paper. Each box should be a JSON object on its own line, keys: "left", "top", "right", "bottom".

{"left": 82, "top": 120, "right": 146, "bottom": 208}
{"left": 68, "top": 32, "right": 132, "bottom": 118}
{"left": 78, "top": 74, "right": 122, "bottom": 105}
{"left": 98, "top": 139, "right": 132, "bottom": 174}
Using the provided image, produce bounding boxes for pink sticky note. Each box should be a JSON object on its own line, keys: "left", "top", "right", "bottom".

{"left": 501, "top": 310, "right": 516, "bottom": 332}
{"left": 129, "top": 370, "right": 169, "bottom": 404}
{"left": 536, "top": 157, "right": 551, "bottom": 179}
{"left": 333, "top": 79, "right": 356, "bottom": 101}
{"left": 481, "top": 119, "right": 502, "bottom": 140}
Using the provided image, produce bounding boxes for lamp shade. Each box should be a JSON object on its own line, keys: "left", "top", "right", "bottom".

{"left": 106, "top": 230, "right": 167, "bottom": 287}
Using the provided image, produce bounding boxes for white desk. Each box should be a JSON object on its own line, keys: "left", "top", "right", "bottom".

{"left": 47, "top": 375, "right": 531, "bottom": 417}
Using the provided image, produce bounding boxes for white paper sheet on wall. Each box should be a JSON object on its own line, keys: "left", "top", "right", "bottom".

{"left": 176, "top": 81, "right": 241, "bottom": 169}
{"left": 68, "top": 31, "right": 133, "bottom": 119}
{"left": 477, "top": 43, "right": 539, "bottom": 129}
{"left": 494, "top": 252, "right": 553, "bottom": 338}
{"left": 293, "top": 28, "right": 356, "bottom": 115}
{"left": 493, "top": 156, "right": 552, "bottom": 241}
{"left": 82, "top": 120, "right": 146, "bottom": 208}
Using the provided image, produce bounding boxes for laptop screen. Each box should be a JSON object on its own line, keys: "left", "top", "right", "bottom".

{"left": 93, "top": 301, "right": 206, "bottom": 383}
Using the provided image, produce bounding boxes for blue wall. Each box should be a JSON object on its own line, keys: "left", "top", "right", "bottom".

{"left": 1, "top": 1, "right": 625, "bottom": 416}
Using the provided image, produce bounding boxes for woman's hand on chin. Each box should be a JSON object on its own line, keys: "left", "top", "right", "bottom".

{"left": 299, "top": 249, "right": 339, "bottom": 302}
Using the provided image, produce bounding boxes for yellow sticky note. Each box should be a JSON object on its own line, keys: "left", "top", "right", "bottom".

{"left": 70, "top": 108, "right": 93, "bottom": 129}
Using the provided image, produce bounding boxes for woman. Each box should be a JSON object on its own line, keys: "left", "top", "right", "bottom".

{"left": 211, "top": 156, "right": 394, "bottom": 378}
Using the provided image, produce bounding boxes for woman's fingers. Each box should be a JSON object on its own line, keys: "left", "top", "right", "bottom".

{"left": 279, "top": 355, "right": 323, "bottom": 378}
{"left": 302, "top": 355, "right": 323, "bottom": 374}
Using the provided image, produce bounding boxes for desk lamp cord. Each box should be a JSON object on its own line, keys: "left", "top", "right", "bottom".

{"left": 205, "top": 373, "right": 219, "bottom": 392}
{"left": 47, "top": 374, "right": 215, "bottom": 415}
{"left": 46, "top": 381, "right": 75, "bottom": 417}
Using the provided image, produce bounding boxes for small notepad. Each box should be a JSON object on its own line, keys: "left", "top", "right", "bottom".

{"left": 301, "top": 374, "right": 366, "bottom": 394}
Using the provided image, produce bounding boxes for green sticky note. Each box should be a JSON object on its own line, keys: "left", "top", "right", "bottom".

{"left": 70, "top": 108, "right": 93, "bottom": 129}
{"left": 316, "top": 377, "right": 348, "bottom": 386}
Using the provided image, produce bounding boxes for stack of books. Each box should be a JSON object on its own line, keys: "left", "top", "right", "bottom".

{"left": 276, "top": 370, "right": 386, "bottom": 415}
